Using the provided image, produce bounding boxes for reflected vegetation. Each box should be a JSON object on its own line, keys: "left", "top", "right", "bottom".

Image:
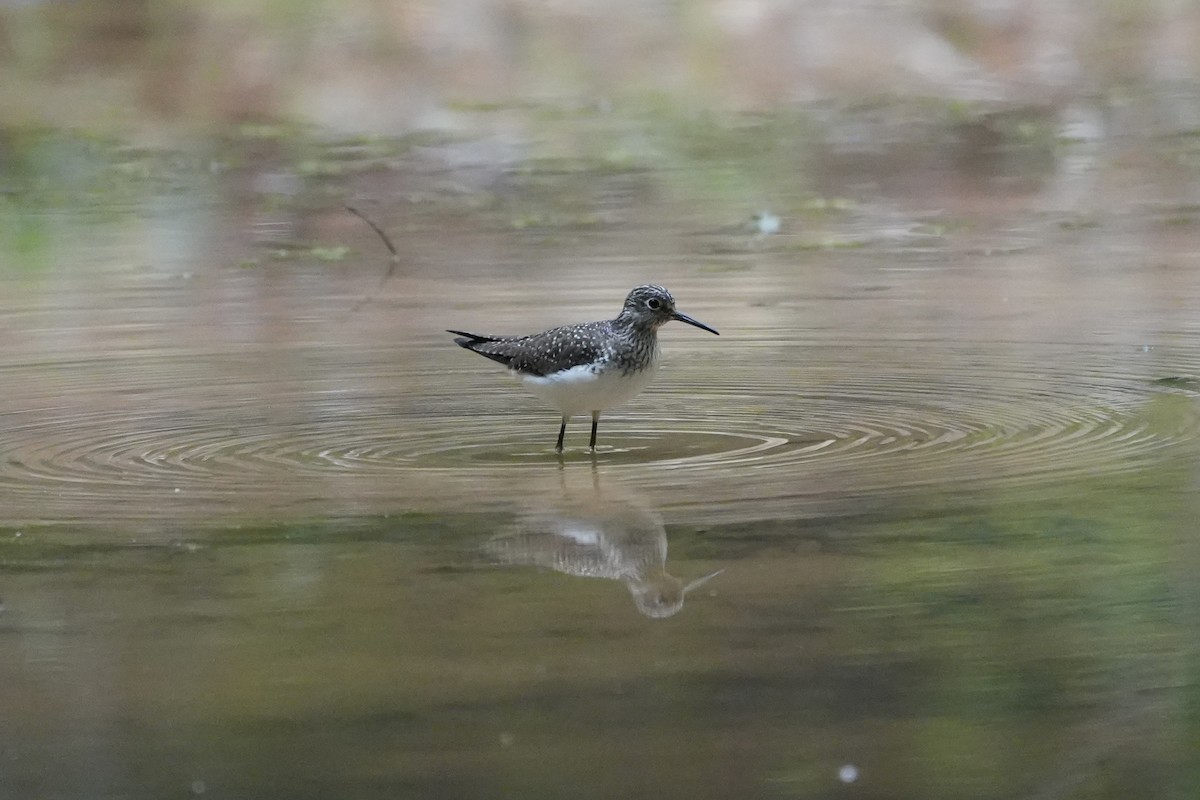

{"left": 483, "top": 469, "right": 722, "bottom": 618}
{"left": 1, "top": 467, "right": 1195, "bottom": 799}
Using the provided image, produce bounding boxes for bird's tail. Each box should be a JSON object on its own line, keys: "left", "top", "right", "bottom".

{"left": 447, "top": 329, "right": 498, "bottom": 348}
{"left": 447, "top": 329, "right": 518, "bottom": 368}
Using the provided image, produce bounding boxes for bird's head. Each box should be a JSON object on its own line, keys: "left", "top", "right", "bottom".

{"left": 620, "top": 285, "right": 719, "bottom": 335}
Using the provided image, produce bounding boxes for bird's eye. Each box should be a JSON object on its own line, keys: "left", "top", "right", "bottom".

{"left": 647, "top": 298, "right": 662, "bottom": 310}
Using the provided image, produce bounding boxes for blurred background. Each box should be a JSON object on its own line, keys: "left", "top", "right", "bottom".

{"left": 4, "top": 0, "right": 1200, "bottom": 131}
{"left": 2, "top": 2, "right": 1200, "bottom": 799}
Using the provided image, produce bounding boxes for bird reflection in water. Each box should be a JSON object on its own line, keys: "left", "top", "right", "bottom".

{"left": 483, "top": 470, "right": 723, "bottom": 618}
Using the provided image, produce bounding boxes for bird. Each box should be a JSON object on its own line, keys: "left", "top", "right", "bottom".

{"left": 448, "top": 285, "right": 719, "bottom": 453}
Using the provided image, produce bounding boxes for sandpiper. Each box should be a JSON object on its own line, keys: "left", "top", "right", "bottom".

{"left": 448, "top": 285, "right": 719, "bottom": 452}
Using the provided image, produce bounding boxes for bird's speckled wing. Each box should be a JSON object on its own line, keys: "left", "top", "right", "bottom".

{"left": 449, "top": 321, "right": 612, "bottom": 377}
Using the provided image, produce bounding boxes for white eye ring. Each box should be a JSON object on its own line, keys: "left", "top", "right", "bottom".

{"left": 647, "top": 298, "right": 662, "bottom": 310}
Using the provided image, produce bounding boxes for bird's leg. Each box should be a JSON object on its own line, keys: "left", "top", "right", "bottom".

{"left": 555, "top": 416, "right": 567, "bottom": 453}
{"left": 589, "top": 410, "right": 600, "bottom": 451}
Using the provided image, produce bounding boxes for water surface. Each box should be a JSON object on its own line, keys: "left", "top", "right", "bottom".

{"left": 2, "top": 120, "right": 1199, "bottom": 799}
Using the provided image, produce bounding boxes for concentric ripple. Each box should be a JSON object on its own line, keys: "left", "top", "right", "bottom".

{"left": 1, "top": 340, "right": 1198, "bottom": 526}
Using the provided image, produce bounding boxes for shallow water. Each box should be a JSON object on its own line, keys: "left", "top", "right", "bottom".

{"left": 4, "top": 226, "right": 1198, "bottom": 529}
{"left": 2, "top": 125, "right": 1199, "bottom": 799}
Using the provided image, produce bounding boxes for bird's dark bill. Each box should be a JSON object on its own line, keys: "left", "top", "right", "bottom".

{"left": 672, "top": 311, "right": 719, "bottom": 335}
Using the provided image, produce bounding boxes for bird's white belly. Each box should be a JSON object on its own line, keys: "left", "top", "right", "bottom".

{"left": 518, "top": 360, "right": 660, "bottom": 418}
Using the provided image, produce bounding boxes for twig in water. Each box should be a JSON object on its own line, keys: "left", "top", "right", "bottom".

{"left": 345, "top": 204, "right": 401, "bottom": 311}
